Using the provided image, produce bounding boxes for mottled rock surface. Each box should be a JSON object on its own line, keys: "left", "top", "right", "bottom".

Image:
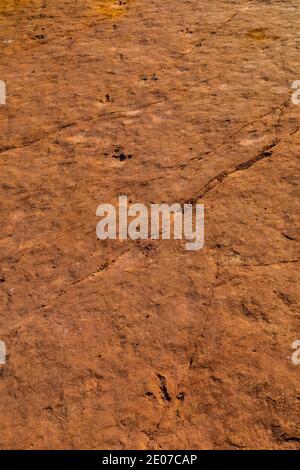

{"left": 0, "top": 0, "right": 299, "bottom": 449}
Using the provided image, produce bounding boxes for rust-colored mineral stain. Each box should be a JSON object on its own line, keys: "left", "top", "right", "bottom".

{"left": 93, "top": 0, "right": 133, "bottom": 18}
{"left": 246, "top": 28, "right": 268, "bottom": 40}
{"left": 0, "top": 0, "right": 29, "bottom": 13}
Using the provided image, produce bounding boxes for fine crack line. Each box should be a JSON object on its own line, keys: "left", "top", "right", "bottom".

{"left": 187, "top": 258, "right": 220, "bottom": 371}
{"left": 3, "top": 244, "right": 134, "bottom": 333}
{"left": 240, "top": 259, "right": 299, "bottom": 268}
{"left": 0, "top": 99, "right": 167, "bottom": 157}
{"left": 186, "top": 139, "right": 279, "bottom": 204}
{"left": 177, "top": 12, "right": 240, "bottom": 60}
{"left": 142, "top": 99, "right": 289, "bottom": 184}
{"left": 227, "top": 100, "right": 289, "bottom": 141}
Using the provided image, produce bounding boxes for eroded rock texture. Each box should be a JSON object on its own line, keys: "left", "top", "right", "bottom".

{"left": 0, "top": 0, "right": 299, "bottom": 449}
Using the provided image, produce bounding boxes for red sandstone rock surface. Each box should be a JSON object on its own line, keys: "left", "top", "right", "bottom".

{"left": 0, "top": 0, "right": 299, "bottom": 449}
